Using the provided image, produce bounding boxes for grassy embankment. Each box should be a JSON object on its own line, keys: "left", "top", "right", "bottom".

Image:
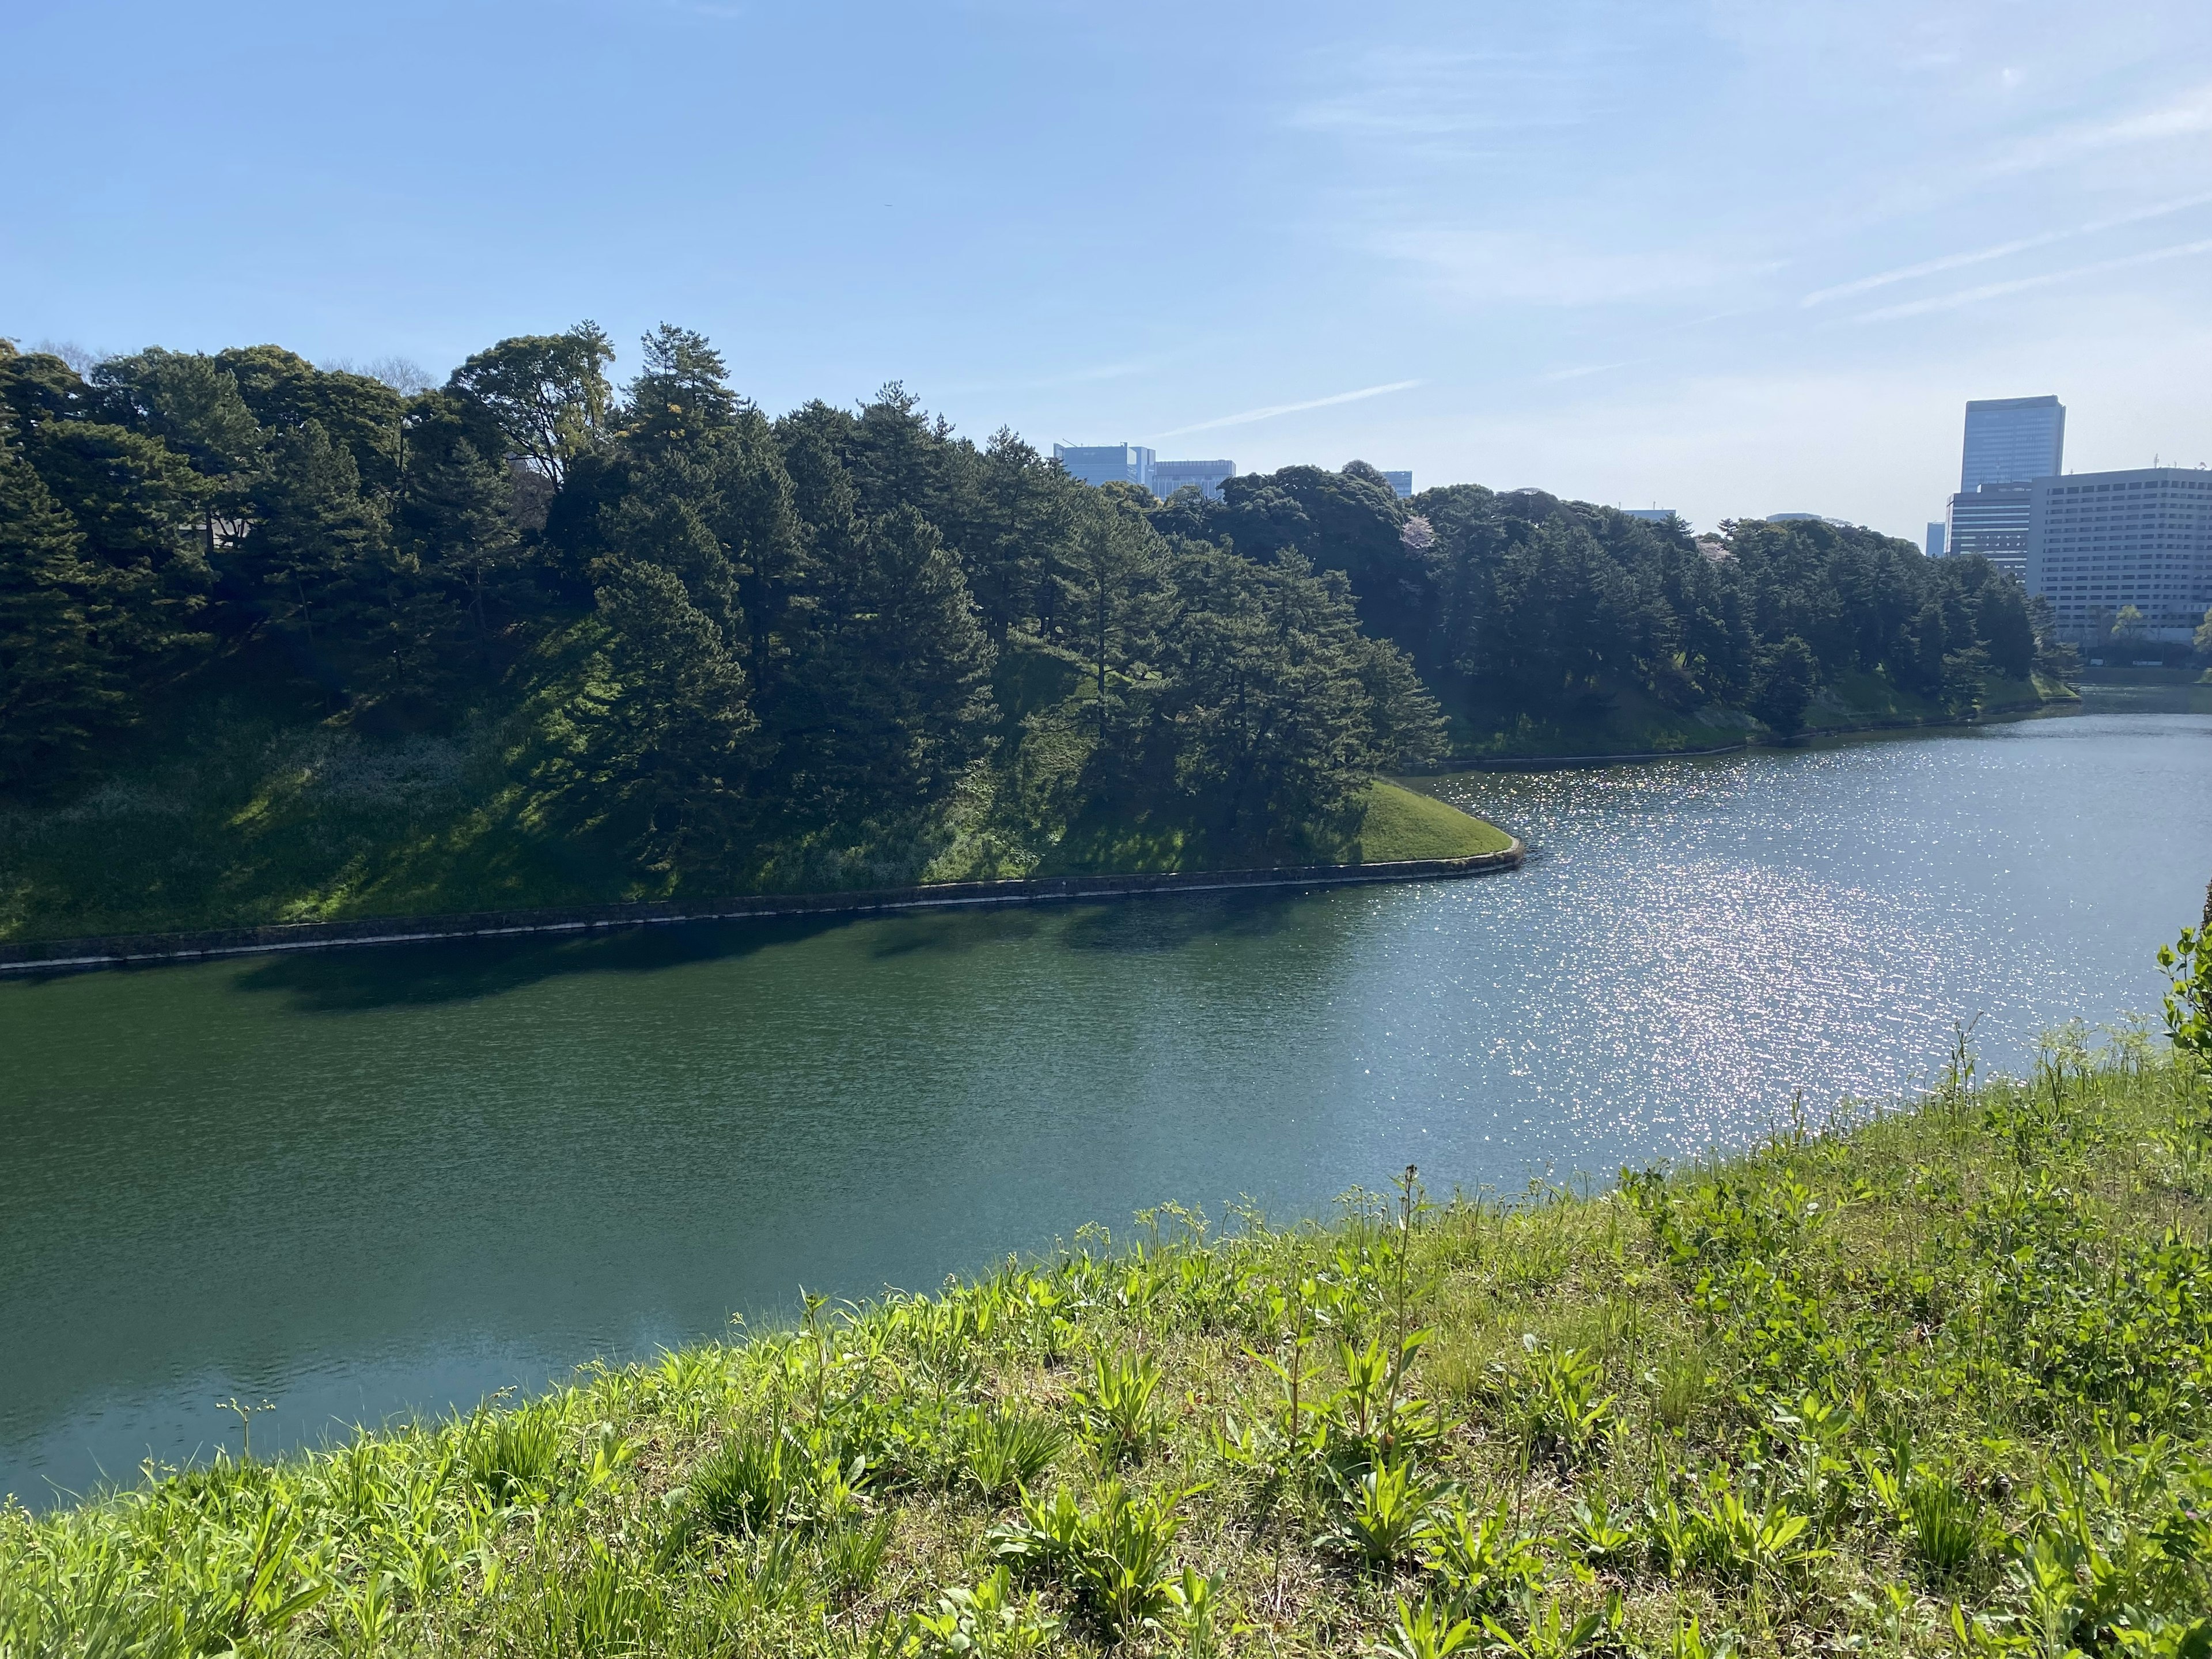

{"left": 8, "top": 1028, "right": 2208, "bottom": 1656}
{"left": 0, "top": 638, "right": 1506, "bottom": 942}
{"left": 1443, "top": 672, "right": 2075, "bottom": 764}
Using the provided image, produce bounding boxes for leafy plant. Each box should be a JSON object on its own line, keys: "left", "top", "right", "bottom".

{"left": 1567, "top": 1496, "right": 1637, "bottom": 1570}
{"left": 1478, "top": 1592, "right": 1620, "bottom": 1659}
{"left": 1424, "top": 1498, "right": 1546, "bottom": 1613}
{"left": 963, "top": 1407, "right": 1067, "bottom": 1499}
{"left": 1072, "top": 1352, "right": 1161, "bottom": 1464}
{"left": 1905, "top": 1472, "right": 1983, "bottom": 1578}
{"left": 821, "top": 1510, "right": 895, "bottom": 1599}
{"left": 691, "top": 1426, "right": 798, "bottom": 1535}
{"left": 905, "top": 1566, "right": 1062, "bottom": 1657}
{"left": 466, "top": 1410, "right": 562, "bottom": 1505}
{"left": 991, "top": 1480, "right": 1191, "bottom": 1639}
{"left": 1501, "top": 1336, "right": 1613, "bottom": 1463}
{"left": 1373, "top": 1594, "right": 1479, "bottom": 1659}
{"left": 1320, "top": 1457, "right": 1446, "bottom": 1567}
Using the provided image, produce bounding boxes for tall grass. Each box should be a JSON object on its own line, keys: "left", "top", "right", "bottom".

{"left": 5, "top": 1019, "right": 2210, "bottom": 1655}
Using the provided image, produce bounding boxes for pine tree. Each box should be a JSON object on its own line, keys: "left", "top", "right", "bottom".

{"left": 0, "top": 423, "right": 124, "bottom": 783}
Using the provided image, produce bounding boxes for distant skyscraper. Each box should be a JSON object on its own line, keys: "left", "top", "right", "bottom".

{"left": 1383, "top": 471, "right": 1413, "bottom": 499}
{"left": 2025, "top": 467, "right": 2212, "bottom": 644}
{"left": 1150, "top": 458, "right": 1235, "bottom": 501}
{"left": 1622, "top": 508, "right": 1677, "bottom": 524}
{"left": 1961, "top": 396, "right": 2065, "bottom": 490}
{"left": 1052, "top": 444, "right": 1154, "bottom": 490}
{"left": 1926, "top": 521, "right": 1946, "bottom": 558}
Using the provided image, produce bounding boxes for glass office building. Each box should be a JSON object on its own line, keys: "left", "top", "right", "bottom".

{"left": 1383, "top": 471, "right": 1413, "bottom": 499}
{"left": 1051, "top": 444, "right": 1155, "bottom": 490}
{"left": 2025, "top": 467, "right": 2212, "bottom": 645}
{"left": 1961, "top": 396, "right": 2065, "bottom": 491}
{"left": 1150, "top": 459, "right": 1235, "bottom": 501}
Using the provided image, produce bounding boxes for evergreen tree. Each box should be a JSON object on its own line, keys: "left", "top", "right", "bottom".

{"left": 0, "top": 420, "right": 124, "bottom": 783}
{"left": 536, "top": 559, "right": 759, "bottom": 879}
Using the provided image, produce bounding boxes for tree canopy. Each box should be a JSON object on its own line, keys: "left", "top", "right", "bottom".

{"left": 0, "top": 326, "right": 2060, "bottom": 887}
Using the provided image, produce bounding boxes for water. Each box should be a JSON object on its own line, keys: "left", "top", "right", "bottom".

{"left": 5, "top": 699, "right": 2207, "bottom": 1504}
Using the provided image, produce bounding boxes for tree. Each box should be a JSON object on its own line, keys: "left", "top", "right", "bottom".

{"left": 214, "top": 345, "right": 406, "bottom": 494}
{"left": 2195, "top": 606, "right": 2211, "bottom": 662}
{"left": 1056, "top": 495, "right": 1162, "bottom": 752}
{"left": 1749, "top": 635, "right": 1816, "bottom": 737}
{"left": 783, "top": 506, "right": 995, "bottom": 820}
{"left": 446, "top": 323, "right": 615, "bottom": 486}
{"left": 0, "top": 419, "right": 124, "bottom": 783}
{"left": 238, "top": 419, "right": 391, "bottom": 664}
{"left": 621, "top": 325, "right": 740, "bottom": 455}
{"left": 1155, "top": 550, "right": 1381, "bottom": 853}
{"left": 534, "top": 560, "right": 759, "bottom": 879}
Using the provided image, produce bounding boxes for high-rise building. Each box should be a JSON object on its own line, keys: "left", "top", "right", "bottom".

{"left": 1383, "top": 471, "right": 1413, "bottom": 499}
{"left": 1052, "top": 444, "right": 1154, "bottom": 490}
{"left": 1150, "top": 459, "right": 1235, "bottom": 501}
{"left": 1946, "top": 484, "right": 2035, "bottom": 579}
{"left": 1926, "top": 521, "right": 1946, "bottom": 558}
{"left": 1622, "top": 508, "right": 1679, "bottom": 524}
{"left": 2025, "top": 467, "right": 2212, "bottom": 644}
{"left": 1961, "top": 396, "right": 2065, "bottom": 491}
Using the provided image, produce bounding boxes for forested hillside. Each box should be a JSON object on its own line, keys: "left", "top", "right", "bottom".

{"left": 1158, "top": 465, "right": 2075, "bottom": 755}
{"left": 1, "top": 322, "right": 2067, "bottom": 931}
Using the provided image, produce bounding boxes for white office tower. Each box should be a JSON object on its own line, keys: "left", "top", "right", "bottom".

{"left": 2027, "top": 468, "right": 2212, "bottom": 645}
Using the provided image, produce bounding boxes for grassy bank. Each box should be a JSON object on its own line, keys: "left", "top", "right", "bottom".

{"left": 0, "top": 660, "right": 1506, "bottom": 942}
{"left": 8, "top": 1026, "right": 2209, "bottom": 1656}
{"left": 1443, "top": 671, "right": 2075, "bottom": 763}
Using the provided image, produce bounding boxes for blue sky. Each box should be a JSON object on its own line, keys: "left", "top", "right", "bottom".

{"left": 5, "top": 0, "right": 2210, "bottom": 538}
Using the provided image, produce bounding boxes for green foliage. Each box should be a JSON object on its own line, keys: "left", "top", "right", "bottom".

{"left": 1070, "top": 1351, "right": 1161, "bottom": 1465}
{"left": 960, "top": 1408, "right": 1067, "bottom": 1500}
{"left": 1747, "top": 634, "right": 1816, "bottom": 737}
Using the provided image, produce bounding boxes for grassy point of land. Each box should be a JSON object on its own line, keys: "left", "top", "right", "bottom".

{"left": 1351, "top": 781, "right": 1514, "bottom": 863}
{"left": 8, "top": 1016, "right": 2210, "bottom": 1657}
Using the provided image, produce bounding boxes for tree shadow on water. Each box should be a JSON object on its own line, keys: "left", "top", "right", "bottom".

{"left": 226, "top": 914, "right": 851, "bottom": 1013}
{"left": 218, "top": 890, "right": 1310, "bottom": 1011}
{"left": 1057, "top": 890, "right": 1302, "bottom": 954}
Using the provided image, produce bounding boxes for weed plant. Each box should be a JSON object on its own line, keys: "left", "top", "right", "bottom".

{"left": 6, "top": 944, "right": 2212, "bottom": 1656}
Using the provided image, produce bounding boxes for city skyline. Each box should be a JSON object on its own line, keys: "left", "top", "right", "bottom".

{"left": 6, "top": 1, "right": 2210, "bottom": 542}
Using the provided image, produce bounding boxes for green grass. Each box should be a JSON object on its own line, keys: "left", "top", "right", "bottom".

{"left": 1350, "top": 781, "right": 1514, "bottom": 862}
{"left": 9, "top": 1017, "right": 2209, "bottom": 1657}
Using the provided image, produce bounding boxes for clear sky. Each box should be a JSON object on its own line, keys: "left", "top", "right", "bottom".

{"left": 6, "top": 0, "right": 2210, "bottom": 538}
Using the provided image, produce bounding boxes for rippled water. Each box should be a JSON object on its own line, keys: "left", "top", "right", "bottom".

{"left": 4, "top": 699, "right": 2207, "bottom": 1503}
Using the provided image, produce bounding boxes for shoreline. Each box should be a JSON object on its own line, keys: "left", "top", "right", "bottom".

{"left": 0, "top": 841, "right": 1525, "bottom": 976}
{"left": 1431, "top": 694, "right": 2069, "bottom": 772}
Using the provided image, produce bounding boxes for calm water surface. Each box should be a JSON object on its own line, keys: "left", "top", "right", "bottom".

{"left": 5, "top": 699, "right": 2209, "bottom": 1502}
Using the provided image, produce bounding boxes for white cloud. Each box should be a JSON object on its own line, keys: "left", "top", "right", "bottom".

{"left": 1370, "top": 225, "right": 1771, "bottom": 308}
{"left": 1984, "top": 80, "right": 2212, "bottom": 175}
{"left": 1849, "top": 236, "right": 2212, "bottom": 322}
{"left": 1152, "top": 380, "right": 1424, "bottom": 440}
{"left": 1801, "top": 190, "right": 2212, "bottom": 305}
